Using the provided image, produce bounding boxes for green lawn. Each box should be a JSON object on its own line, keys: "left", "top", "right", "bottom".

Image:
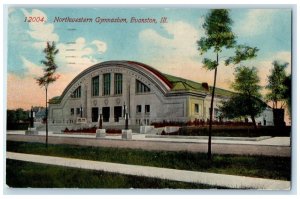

{"left": 6, "top": 141, "right": 291, "bottom": 180}
{"left": 6, "top": 159, "right": 226, "bottom": 189}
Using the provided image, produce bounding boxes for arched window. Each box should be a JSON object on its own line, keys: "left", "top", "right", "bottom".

{"left": 71, "top": 86, "right": 81, "bottom": 98}
{"left": 136, "top": 80, "right": 150, "bottom": 93}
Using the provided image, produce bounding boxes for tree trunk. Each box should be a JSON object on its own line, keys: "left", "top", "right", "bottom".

{"left": 273, "top": 108, "right": 285, "bottom": 126}
{"left": 45, "top": 87, "right": 48, "bottom": 148}
{"left": 208, "top": 53, "right": 218, "bottom": 160}
{"left": 250, "top": 114, "right": 257, "bottom": 129}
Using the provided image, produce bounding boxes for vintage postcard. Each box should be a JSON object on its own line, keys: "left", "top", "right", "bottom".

{"left": 5, "top": 5, "right": 293, "bottom": 192}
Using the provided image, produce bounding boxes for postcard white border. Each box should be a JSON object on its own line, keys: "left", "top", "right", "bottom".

{"left": 1, "top": 0, "right": 299, "bottom": 198}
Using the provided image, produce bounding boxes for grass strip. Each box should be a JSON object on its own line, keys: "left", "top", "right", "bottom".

{"left": 7, "top": 141, "right": 291, "bottom": 181}
{"left": 6, "top": 159, "right": 227, "bottom": 189}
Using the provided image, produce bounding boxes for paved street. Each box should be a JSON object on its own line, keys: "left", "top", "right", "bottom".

{"left": 6, "top": 131, "right": 291, "bottom": 157}
{"left": 6, "top": 152, "right": 290, "bottom": 190}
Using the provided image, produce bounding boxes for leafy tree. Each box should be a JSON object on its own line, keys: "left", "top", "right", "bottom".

{"left": 266, "top": 61, "right": 289, "bottom": 126}
{"left": 7, "top": 109, "right": 28, "bottom": 123}
{"left": 15, "top": 108, "right": 29, "bottom": 123}
{"left": 7, "top": 110, "right": 17, "bottom": 123}
{"left": 197, "top": 9, "right": 258, "bottom": 159}
{"left": 36, "top": 42, "right": 59, "bottom": 147}
{"left": 220, "top": 66, "right": 265, "bottom": 128}
{"left": 220, "top": 95, "right": 266, "bottom": 128}
{"left": 283, "top": 74, "right": 292, "bottom": 117}
{"left": 266, "top": 60, "right": 289, "bottom": 109}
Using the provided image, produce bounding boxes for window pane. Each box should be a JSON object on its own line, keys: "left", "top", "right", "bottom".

{"left": 92, "top": 76, "right": 99, "bottom": 96}
{"left": 103, "top": 73, "right": 111, "bottom": 96}
{"left": 114, "top": 73, "right": 122, "bottom": 95}
{"left": 195, "top": 104, "right": 199, "bottom": 113}
{"left": 71, "top": 86, "right": 81, "bottom": 98}
{"left": 136, "top": 105, "right": 141, "bottom": 113}
{"left": 136, "top": 80, "right": 150, "bottom": 93}
{"left": 145, "top": 105, "right": 150, "bottom": 113}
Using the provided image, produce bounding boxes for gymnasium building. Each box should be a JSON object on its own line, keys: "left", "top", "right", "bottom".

{"left": 48, "top": 60, "right": 273, "bottom": 130}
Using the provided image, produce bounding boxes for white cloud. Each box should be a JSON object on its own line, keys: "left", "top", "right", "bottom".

{"left": 19, "top": 9, "right": 106, "bottom": 75}
{"left": 139, "top": 20, "right": 203, "bottom": 58}
{"left": 17, "top": 35, "right": 108, "bottom": 107}
{"left": 21, "top": 56, "right": 43, "bottom": 77}
{"left": 92, "top": 40, "right": 107, "bottom": 53}
{"left": 56, "top": 37, "right": 100, "bottom": 75}
{"left": 137, "top": 17, "right": 292, "bottom": 94}
{"left": 137, "top": 19, "right": 230, "bottom": 88}
{"left": 138, "top": 18, "right": 291, "bottom": 94}
{"left": 8, "top": 9, "right": 108, "bottom": 109}
{"left": 21, "top": 9, "right": 59, "bottom": 48}
{"left": 32, "top": 42, "right": 49, "bottom": 49}
{"left": 235, "top": 9, "right": 277, "bottom": 36}
{"left": 18, "top": 36, "right": 105, "bottom": 107}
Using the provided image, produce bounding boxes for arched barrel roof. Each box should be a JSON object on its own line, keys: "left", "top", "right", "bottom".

{"left": 58, "top": 60, "right": 174, "bottom": 101}
{"left": 126, "top": 61, "right": 173, "bottom": 89}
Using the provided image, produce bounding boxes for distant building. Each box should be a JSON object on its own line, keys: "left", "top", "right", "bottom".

{"left": 48, "top": 60, "right": 273, "bottom": 130}
{"left": 32, "top": 106, "right": 46, "bottom": 123}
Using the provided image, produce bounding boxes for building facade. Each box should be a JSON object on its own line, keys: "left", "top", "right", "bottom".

{"left": 49, "top": 60, "right": 273, "bottom": 130}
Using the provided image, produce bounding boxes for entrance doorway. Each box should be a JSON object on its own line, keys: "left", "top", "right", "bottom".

{"left": 114, "top": 106, "right": 122, "bottom": 122}
{"left": 102, "top": 107, "right": 110, "bottom": 122}
{"left": 91, "top": 107, "right": 98, "bottom": 122}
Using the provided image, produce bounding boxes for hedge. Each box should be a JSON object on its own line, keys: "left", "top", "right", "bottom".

{"left": 7, "top": 123, "right": 30, "bottom": 130}
{"left": 177, "top": 126, "right": 291, "bottom": 137}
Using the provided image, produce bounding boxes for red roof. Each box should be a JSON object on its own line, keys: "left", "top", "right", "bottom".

{"left": 126, "top": 61, "right": 173, "bottom": 89}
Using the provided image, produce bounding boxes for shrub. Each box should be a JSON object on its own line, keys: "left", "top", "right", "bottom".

{"left": 63, "top": 126, "right": 97, "bottom": 134}
{"left": 151, "top": 119, "right": 255, "bottom": 128}
{"left": 7, "top": 123, "right": 30, "bottom": 130}
{"left": 177, "top": 126, "right": 291, "bottom": 137}
{"left": 106, "top": 129, "right": 122, "bottom": 134}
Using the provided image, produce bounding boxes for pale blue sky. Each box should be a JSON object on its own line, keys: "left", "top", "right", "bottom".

{"left": 7, "top": 7, "right": 292, "bottom": 109}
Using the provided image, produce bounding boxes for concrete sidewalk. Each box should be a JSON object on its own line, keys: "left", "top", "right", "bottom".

{"left": 7, "top": 134, "right": 291, "bottom": 157}
{"left": 7, "top": 130, "right": 291, "bottom": 146}
{"left": 6, "top": 152, "right": 290, "bottom": 190}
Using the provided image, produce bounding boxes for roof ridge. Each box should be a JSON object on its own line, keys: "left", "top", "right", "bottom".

{"left": 162, "top": 73, "right": 235, "bottom": 96}
{"left": 163, "top": 73, "right": 203, "bottom": 85}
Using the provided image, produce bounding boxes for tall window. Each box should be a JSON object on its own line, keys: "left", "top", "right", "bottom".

{"left": 103, "top": 73, "right": 111, "bottom": 96}
{"left": 92, "top": 76, "right": 99, "bottom": 96}
{"left": 136, "top": 80, "right": 150, "bottom": 93}
{"left": 145, "top": 105, "right": 150, "bottom": 114}
{"left": 136, "top": 105, "right": 142, "bottom": 113}
{"left": 71, "top": 86, "right": 81, "bottom": 98}
{"left": 114, "top": 73, "right": 122, "bottom": 95}
{"left": 194, "top": 104, "right": 199, "bottom": 113}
